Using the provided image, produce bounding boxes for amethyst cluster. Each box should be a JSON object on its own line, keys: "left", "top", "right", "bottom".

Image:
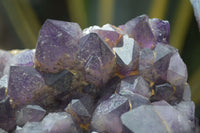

{"left": 0, "top": 15, "right": 196, "bottom": 133}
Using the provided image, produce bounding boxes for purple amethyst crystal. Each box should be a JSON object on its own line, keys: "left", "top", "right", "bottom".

{"left": 0, "top": 97, "right": 16, "bottom": 131}
{"left": 41, "top": 112, "right": 80, "bottom": 133}
{"left": 125, "top": 15, "right": 155, "bottom": 48}
{"left": 139, "top": 48, "right": 155, "bottom": 81}
{"left": 16, "top": 105, "right": 46, "bottom": 127}
{"left": 149, "top": 18, "right": 170, "bottom": 44}
{"left": 91, "top": 94, "right": 129, "bottom": 133}
{"left": 167, "top": 52, "right": 188, "bottom": 86}
{"left": 78, "top": 33, "right": 115, "bottom": 85}
{"left": 7, "top": 66, "right": 45, "bottom": 107}
{"left": 3, "top": 49, "right": 35, "bottom": 76}
{"left": 121, "top": 100, "right": 194, "bottom": 133}
{"left": 0, "top": 14, "right": 196, "bottom": 132}
{"left": 118, "top": 75, "right": 151, "bottom": 98}
{"left": 153, "top": 43, "right": 176, "bottom": 81}
{"left": 35, "top": 19, "right": 82, "bottom": 73}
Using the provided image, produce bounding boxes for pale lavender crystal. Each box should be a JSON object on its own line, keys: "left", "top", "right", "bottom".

{"left": 0, "top": 50, "right": 13, "bottom": 77}
{"left": 118, "top": 76, "right": 151, "bottom": 98}
{"left": 78, "top": 33, "right": 115, "bottom": 85}
{"left": 125, "top": 15, "right": 155, "bottom": 48}
{"left": 3, "top": 49, "right": 35, "bottom": 75}
{"left": 0, "top": 75, "right": 8, "bottom": 101}
{"left": 153, "top": 43, "right": 176, "bottom": 80}
{"left": 113, "top": 34, "right": 140, "bottom": 75}
{"left": 175, "top": 101, "right": 195, "bottom": 123}
{"left": 149, "top": 18, "right": 170, "bottom": 44}
{"left": 167, "top": 52, "right": 188, "bottom": 86}
{"left": 16, "top": 105, "right": 46, "bottom": 127}
{"left": 7, "top": 66, "right": 45, "bottom": 107}
{"left": 139, "top": 48, "right": 155, "bottom": 81}
{"left": 35, "top": 19, "right": 82, "bottom": 73}
{"left": 183, "top": 83, "right": 191, "bottom": 101}
{"left": 19, "top": 122, "right": 43, "bottom": 133}
{"left": 0, "top": 128, "right": 7, "bottom": 133}
{"left": 0, "top": 97, "right": 16, "bottom": 131}
{"left": 190, "top": 0, "right": 200, "bottom": 31}
{"left": 91, "top": 94, "right": 129, "bottom": 133}
{"left": 41, "top": 112, "right": 80, "bottom": 133}
{"left": 121, "top": 105, "right": 169, "bottom": 133}
{"left": 121, "top": 100, "right": 194, "bottom": 133}
{"left": 152, "top": 100, "right": 194, "bottom": 133}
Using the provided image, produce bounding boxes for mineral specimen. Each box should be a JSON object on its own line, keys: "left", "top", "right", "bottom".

{"left": 0, "top": 14, "right": 196, "bottom": 132}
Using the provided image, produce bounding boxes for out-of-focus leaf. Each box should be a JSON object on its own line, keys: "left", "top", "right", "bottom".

{"left": 149, "top": 0, "right": 169, "bottom": 19}
{"left": 170, "top": 0, "right": 193, "bottom": 52}
{"left": 98, "top": 0, "right": 114, "bottom": 26}
{"left": 189, "top": 67, "right": 200, "bottom": 104}
{"left": 1, "top": 0, "right": 40, "bottom": 48}
{"left": 190, "top": 0, "right": 200, "bottom": 31}
{"left": 66, "top": 0, "right": 87, "bottom": 28}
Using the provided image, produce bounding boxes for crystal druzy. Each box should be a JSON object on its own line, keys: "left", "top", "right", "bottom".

{"left": 0, "top": 14, "right": 197, "bottom": 132}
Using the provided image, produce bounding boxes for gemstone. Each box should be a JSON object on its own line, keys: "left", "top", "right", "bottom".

{"left": 7, "top": 66, "right": 46, "bottom": 107}
{"left": 0, "top": 15, "right": 196, "bottom": 132}
{"left": 0, "top": 97, "right": 16, "bottom": 131}
{"left": 167, "top": 52, "right": 188, "bottom": 86}
{"left": 0, "top": 75, "right": 8, "bottom": 101}
{"left": 41, "top": 112, "right": 80, "bottom": 133}
{"left": 19, "top": 122, "right": 42, "bottom": 133}
{"left": 35, "top": 19, "right": 82, "bottom": 73}
{"left": 78, "top": 33, "right": 115, "bottom": 86}
{"left": 16, "top": 105, "right": 46, "bottom": 127}
{"left": 125, "top": 15, "right": 155, "bottom": 48}
{"left": 139, "top": 48, "right": 155, "bottom": 81}
{"left": 113, "top": 34, "right": 140, "bottom": 75}
{"left": 118, "top": 75, "right": 151, "bottom": 98}
{"left": 151, "top": 83, "right": 174, "bottom": 102}
{"left": 91, "top": 94, "right": 129, "bottom": 133}
{"left": 149, "top": 18, "right": 170, "bottom": 44}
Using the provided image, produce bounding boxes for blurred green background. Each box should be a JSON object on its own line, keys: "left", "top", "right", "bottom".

{"left": 0, "top": 0, "right": 200, "bottom": 121}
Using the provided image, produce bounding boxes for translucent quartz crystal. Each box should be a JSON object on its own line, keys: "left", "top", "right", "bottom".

{"left": 0, "top": 14, "right": 196, "bottom": 132}
{"left": 125, "top": 15, "right": 155, "bottom": 48}
{"left": 149, "top": 18, "right": 170, "bottom": 44}
{"left": 78, "top": 33, "right": 115, "bottom": 85}
{"left": 0, "top": 50, "right": 13, "bottom": 77}
{"left": 16, "top": 105, "right": 46, "bottom": 127}
{"left": 0, "top": 75, "right": 8, "bottom": 100}
{"left": 35, "top": 19, "right": 82, "bottom": 73}
{"left": 7, "top": 66, "right": 45, "bottom": 107}
{"left": 113, "top": 34, "right": 140, "bottom": 75}
{"left": 167, "top": 52, "right": 188, "bottom": 86}
{"left": 41, "top": 112, "right": 80, "bottom": 133}
{"left": 3, "top": 49, "right": 35, "bottom": 75}
{"left": 91, "top": 94, "right": 129, "bottom": 133}
{"left": 121, "top": 100, "right": 194, "bottom": 133}
{"left": 0, "top": 97, "right": 16, "bottom": 131}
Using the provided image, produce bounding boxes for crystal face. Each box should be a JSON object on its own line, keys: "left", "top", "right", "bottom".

{"left": 0, "top": 14, "right": 196, "bottom": 132}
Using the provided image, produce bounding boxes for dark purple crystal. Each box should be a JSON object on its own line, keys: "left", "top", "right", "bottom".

{"left": 125, "top": 15, "right": 155, "bottom": 48}
{"left": 35, "top": 19, "right": 82, "bottom": 73}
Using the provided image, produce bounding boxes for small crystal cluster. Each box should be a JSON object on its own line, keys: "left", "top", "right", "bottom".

{"left": 0, "top": 14, "right": 196, "bottom": 133}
